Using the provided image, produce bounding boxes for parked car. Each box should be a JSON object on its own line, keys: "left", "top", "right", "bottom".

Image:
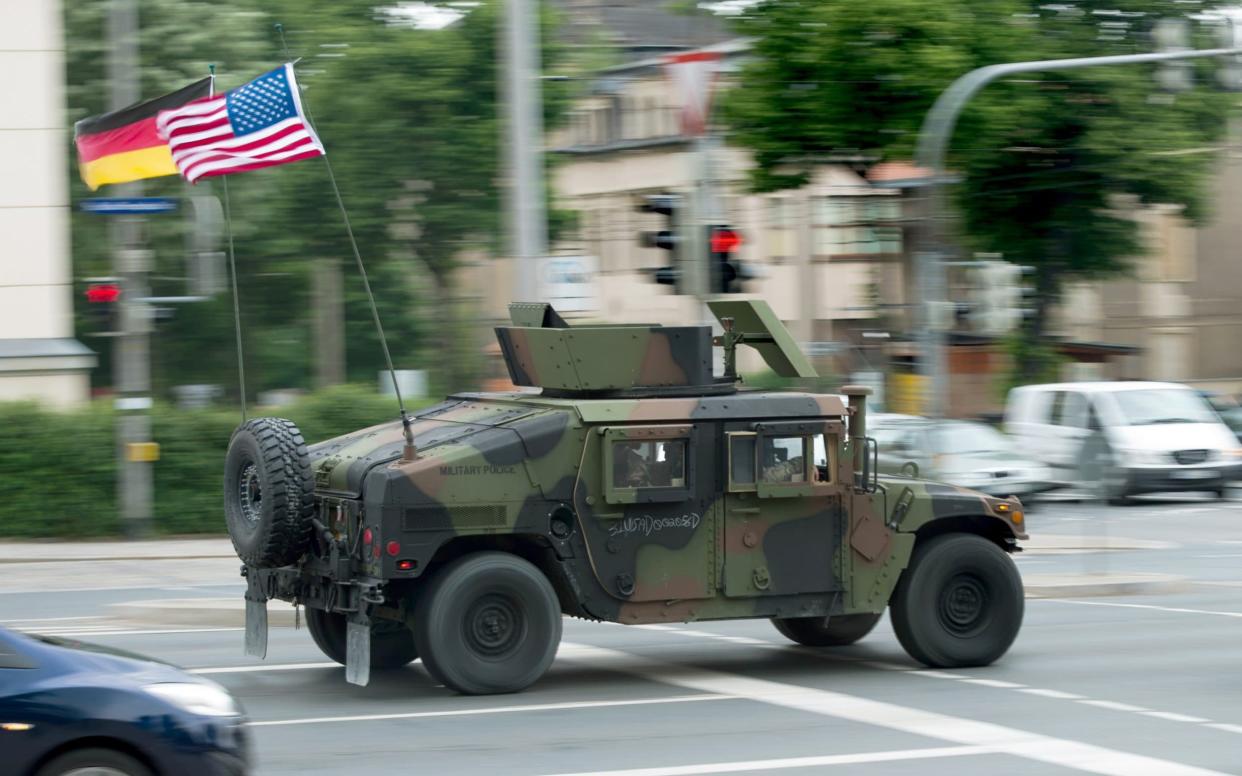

{"left": 871, "top": 413, "right": 1056, "bottom": 500}
{"left": 0, "top": 626, "right": 249, "bottom": 776}
{"left": 1005, "top": 381, "right": 1242, "bottom": 502}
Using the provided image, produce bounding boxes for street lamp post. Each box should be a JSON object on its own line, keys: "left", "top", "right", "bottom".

{"left": 912, "top": 46, "right": 1242, "bottom": 419}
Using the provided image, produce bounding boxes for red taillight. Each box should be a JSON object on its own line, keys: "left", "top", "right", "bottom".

{"left": 396, "top": 559, "right": 416, "bottom": 571}
{"left": 362, "top": 528, "right": 373, "bottom": 545}
{"left": 386, "top": 540, "right": 400, "bottom": 557}
{"left": 372, "top": 544, "right": 381, "bottom": 559}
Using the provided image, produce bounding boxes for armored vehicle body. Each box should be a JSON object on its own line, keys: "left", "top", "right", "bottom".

{"left": 225, "top": 300, "right": 1027, "bottom": 694}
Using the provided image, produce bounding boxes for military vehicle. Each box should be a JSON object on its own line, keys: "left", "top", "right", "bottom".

{"left": 224, "top": 299, "right": 1027, "bottom": 695}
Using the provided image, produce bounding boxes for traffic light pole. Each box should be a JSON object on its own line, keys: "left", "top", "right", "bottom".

{"left": 913, "top": 45, "right": 1242, "bottom": 419}
{"left": 108, "top": 0, "right": 153, "bottom": 538}
{"left": 503, "top": 0, "right": 548, "bottom": 303}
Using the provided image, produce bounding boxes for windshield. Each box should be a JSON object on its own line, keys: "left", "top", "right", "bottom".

{"left": 928, "top": 422, "right": 1015, "bottom": 455}
{"left": 1112, "top": 389, "right": 1217, "bottom": 426}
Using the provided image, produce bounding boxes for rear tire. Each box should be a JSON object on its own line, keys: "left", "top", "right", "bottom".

{"left": 891, "top": 533, "right": 1024, "bottom": 668}
{"left": 37, "top": 748, "right": 152, "bottom": 776}
{"left": 304, "top": 607, "right": 418, "bottom": 669}
{"left": 413, "top": 552, "right": 561, "bottom": 695}
{"left": 223, "top": 417, "right": 314, "bottom": 567}
{"left": 772, "top": 611, "right": 883, "bottom": 647}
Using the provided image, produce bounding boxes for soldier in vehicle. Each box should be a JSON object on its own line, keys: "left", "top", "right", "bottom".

{"left": 614, "top": 441, "right": 651, "bottom": 487}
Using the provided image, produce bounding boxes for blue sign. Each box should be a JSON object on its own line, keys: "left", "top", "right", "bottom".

{"left": 79, "top": 197, "right": 179, "bottom": 215}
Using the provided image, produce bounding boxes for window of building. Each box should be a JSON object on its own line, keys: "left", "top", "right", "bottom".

{"left": 812, "top": 196, "right": 903, "bottom": 257}
{"left": 766, "top": 197, "right": 797, "bottom": 260}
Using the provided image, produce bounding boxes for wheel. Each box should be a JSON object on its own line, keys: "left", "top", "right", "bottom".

{"left": 223, "top": 417, "right": 314, "bottom": 567}
{"left": 890, "top": 533, "right": 1024, "bottom": 668}
{"left": 772, "top": 611, "right": 883, "bottom": 647}
{"left": 1097, "top": 452, "right": 1131, "bottom": 505}
{"left": 1215, "top": 487, "right": 1230, "bottom": 501}
{"left": 304, "top": 607, "right": 418, "bottom": 669}
{"left": 413, "top": 552, "right": 562, "bottom": 695}
{"left": 37, "top": 748, "right": 152, "bottom": 776}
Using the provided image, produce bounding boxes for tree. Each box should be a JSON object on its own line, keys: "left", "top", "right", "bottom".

{"left": 722, "top": 0, "right": 1233, "bottom": 382}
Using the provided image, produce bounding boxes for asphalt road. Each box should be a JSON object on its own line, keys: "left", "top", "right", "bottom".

{"left": 5, "top": 495, "right": 1242, "bottom": 776}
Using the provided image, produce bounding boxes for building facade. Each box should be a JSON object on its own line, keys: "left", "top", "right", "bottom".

{"left": 0, "top": 0, "right": 95, "bottom": 407}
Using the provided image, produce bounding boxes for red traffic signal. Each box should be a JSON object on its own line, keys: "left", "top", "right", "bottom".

{"left": 85, "top": 283, "right": 121, "bottom": 304}
{"left": 709, "top": 228, "right": 742, "bottom": 254}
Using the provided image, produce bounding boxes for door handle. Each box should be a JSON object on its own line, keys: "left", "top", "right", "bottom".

{"left": 730, "top": 507, "right": 761, "bottom": 514}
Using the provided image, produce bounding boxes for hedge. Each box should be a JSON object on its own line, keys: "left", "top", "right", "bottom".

{"left": 0, "top": 384, "right": 431, "bottom": 539}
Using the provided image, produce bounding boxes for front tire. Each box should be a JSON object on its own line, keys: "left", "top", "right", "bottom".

{"left": 413, "top": 552, "right": 562, "bottom": 695}
{"left": 37, "top": 748, "right": 152, "bottom": 776}
{"left": 772, "top": 611, "right": 883, "bottom": 647}
{"left": 304, "top": 608, "right": 418, "bottom": 669}
{"left": 891, "top": 533, "right": 1024, "bottom": 668}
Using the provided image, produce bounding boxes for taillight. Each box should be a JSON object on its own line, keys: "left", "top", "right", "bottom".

{"left": 362, "top": 528, "right": 373, "bottom": 546}
{"left": 396, "top": 559, "right": 416, "bottom": 571}
{"left": 386, "top": 541, "right": 400, "bottom": 557}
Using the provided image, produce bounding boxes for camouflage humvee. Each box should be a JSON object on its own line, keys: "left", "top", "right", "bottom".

{"left": 224, "top": 299, "right": 1027, "bottom": 695}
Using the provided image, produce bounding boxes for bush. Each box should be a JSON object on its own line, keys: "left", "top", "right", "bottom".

{"left": 0, "top": 385, "right": 432, "bottom": 539}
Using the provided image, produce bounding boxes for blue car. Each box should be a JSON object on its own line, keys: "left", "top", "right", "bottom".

{"left": 0, "top": 626, "right": 249, "bottom": 776}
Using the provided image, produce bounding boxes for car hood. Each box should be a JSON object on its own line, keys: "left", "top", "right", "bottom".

{"left": 1109, "top": 422, "right": 1237, "bottom": 453}
{"left": 23, "top": 633, "right": 187, "bottom": 681}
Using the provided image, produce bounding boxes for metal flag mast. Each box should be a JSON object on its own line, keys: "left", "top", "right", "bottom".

{"left": 210, "top": 64, "right": 249, "bottom": 422}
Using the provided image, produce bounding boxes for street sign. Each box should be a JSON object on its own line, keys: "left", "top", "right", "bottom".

{"left": 79, "top": 197, "right": 178, "bottom": 215}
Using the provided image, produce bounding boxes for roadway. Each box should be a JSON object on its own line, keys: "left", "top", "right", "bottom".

{"left": 3, "top": 495, "right": 1241, "bottom": 775}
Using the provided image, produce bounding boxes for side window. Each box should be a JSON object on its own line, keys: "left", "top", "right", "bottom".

{"left": 1047, "top": 391, "right": 1066, "bottom": 425}
{"left": 728, "top": 432, "right": 757, "bottom": 491}
{"left": 611, "top": 439, "right": 686, "bottom": 489}
{"left": 812, "top": 434, "right": 837, "bottom": 484}
{"left": 1059, "top": 392, "right": 1088, "bottom": 428}
{"left": 760, "top": 435, "right": 808, "bottom": 483}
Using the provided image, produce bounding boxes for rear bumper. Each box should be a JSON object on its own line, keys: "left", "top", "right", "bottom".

{"left": 1123, "top": 463, "right": 1242, "bottom": 494}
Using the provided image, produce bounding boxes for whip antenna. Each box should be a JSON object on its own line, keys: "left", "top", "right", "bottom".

{"left": 276, "top": 23, "right": 417, "bottom": 460}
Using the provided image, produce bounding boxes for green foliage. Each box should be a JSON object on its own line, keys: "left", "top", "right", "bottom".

{"left": 0, "top": 386, "right": 430, "bottom": 539}
{"left": 64, "top": 0, "right": 576, "bottom": 397}
{"left": 722, "top": 0, "right": 1234, "bottom": 323}
{"left": 1001, "top": 331, "right": 1064, "bottom": 397}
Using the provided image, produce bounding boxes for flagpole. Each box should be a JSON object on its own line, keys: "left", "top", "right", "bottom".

{"left": 211, "top": 64, "right": 249, "bottom": 422}
{"left": 275, "top": 24, "right": 416, "bottom": 459}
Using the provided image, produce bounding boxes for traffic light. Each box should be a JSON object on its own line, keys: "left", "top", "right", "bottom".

{"left": 969, "top": 260, "right": 1033, "bottom": 336}
{"left": 708, "top": 225, "right": 746, "bottom": 294}
{"left": 637, "top": 193, "right": 683, "bottom": 290}
{"left": 83, "top": 280, "right": 121, "bottom": 336}
{"left": 1153, "top": 18, "right": 1193, "bottom": 93}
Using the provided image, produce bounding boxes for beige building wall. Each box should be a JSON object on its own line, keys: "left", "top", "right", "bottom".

{"left": 0, "top": 0, "right": 94, "bottom": 407}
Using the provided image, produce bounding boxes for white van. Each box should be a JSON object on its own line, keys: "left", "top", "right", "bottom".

{"left": 1004, "top": 381, "right": 1242, "bottom": 501}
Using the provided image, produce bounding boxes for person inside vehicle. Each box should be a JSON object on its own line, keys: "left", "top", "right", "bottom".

{"left": 613, "top": 442, "right": 651, "bottom": 488}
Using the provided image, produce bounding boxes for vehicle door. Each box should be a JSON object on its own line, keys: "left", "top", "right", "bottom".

{"left": 721, "top": 419, "right": 846, "bottom": 598}
{"left": 574, "top": 424, "right": 716, "bottom": 602}
{"left": 1049, "top": 391, "right": 1092, "bottom": 470}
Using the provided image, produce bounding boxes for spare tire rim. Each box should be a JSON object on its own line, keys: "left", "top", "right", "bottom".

{"left": 939, "top": 572, "right": 989, "bottom": 637}
{"left": 465, "top": 593, "right": 523, "bottom": 658}
{"left": 238, "top": 461, "right": 263, "bottom": 524}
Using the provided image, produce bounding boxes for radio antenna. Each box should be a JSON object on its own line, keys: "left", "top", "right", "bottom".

{"left": 275, "top": 23, "right": 417, "bottom": 460}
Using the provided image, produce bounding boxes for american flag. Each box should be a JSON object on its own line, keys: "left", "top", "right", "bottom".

{"left": 156, "top": 64, "right": 324, "bottom": 184}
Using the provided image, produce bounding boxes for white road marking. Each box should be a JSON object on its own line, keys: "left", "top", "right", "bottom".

{"left": 1206, "top": 723, "right": 1242, "bottom": 735}
{"left": 535, "top": 745, "right": 990, "bottom": 776}
{"left": 1080, "top": 700, "right": 1149, "bottom": 713}
{"left": 1142, "top": 711, "right": 1209, "bottom": 724}
{"left": 912, "top": 670, "right": 970, "bottom": 680}
{"left": 560, "top": 642, "right": 1230, "bottom": 776}
{"left": 1019, "top": 688, "right": 1085, "bottom": 700}
{"left": 861, "top": 661, "right": 912, "bottom": 672}
{"left": 249, "top": 694, "right": 737, "bottom": 728}
{"left": 1192, "top": 554, "right": 1242, "bottom": 559}
{"left": 962, "top": 678, "right": 1025, "bottom": 689}
{"left": 190, "top": 662, "right": 339, "bottom": 675}
{"left": 0, "top": 616, "right": 101, "bottom": 624}
{"left": 1044, "top": 599, "right": 1242, "bottom": 618}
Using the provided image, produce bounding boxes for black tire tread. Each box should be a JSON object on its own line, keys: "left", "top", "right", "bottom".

{"left": 772, "top": 611, "right": 883, "bottom": 647}
{"left": 304, "top": 607, "right": 418, "bottom": 669}
{"left": 37, "top": 747, "right": 152, "bottom": 776}
{"left": 226, "top": 417, "right": 314, "bottom": 567}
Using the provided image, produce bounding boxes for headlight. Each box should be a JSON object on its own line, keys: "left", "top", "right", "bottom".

{"left": 1224, "top": 448, "right": 1242, "bottom": 460}
{"left": 145, "top": 681, "right": 240, "bottom": 717}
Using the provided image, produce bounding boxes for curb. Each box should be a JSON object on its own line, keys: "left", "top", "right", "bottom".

{"left": 1021, "top": 573, "right": 1188, "bottom": 599}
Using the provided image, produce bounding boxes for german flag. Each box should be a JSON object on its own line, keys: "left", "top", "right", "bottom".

{"left": 74, "top": 77, "right": 212, "bottom": 191}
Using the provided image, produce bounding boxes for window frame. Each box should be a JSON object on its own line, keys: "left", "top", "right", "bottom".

{"left": 602, "top": 425, "right": 694, "bottom": 505}
{"left": 729, "top": 421, "right": 844, "bottom": 498}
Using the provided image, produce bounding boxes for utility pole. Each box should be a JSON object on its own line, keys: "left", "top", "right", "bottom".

{"left": 912, "top": 45, "right": 1242, "bottom": 419}
{"left": 108, "top": 0, "right": 153, "bottom": 538}
{"left": 503, "top": 0, "right": 548, "bottom": 303}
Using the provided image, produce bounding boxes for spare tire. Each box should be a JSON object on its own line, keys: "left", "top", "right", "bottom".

{"left": 224, "top": 417, "right": 314, "bottom": 567}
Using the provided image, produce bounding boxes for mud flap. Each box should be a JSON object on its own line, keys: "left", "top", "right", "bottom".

{"left": 345, "top": 613, "right": 372, "bottom": 687}
{"left": 244, "top": 595, "right": 269, "bottom": 659}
